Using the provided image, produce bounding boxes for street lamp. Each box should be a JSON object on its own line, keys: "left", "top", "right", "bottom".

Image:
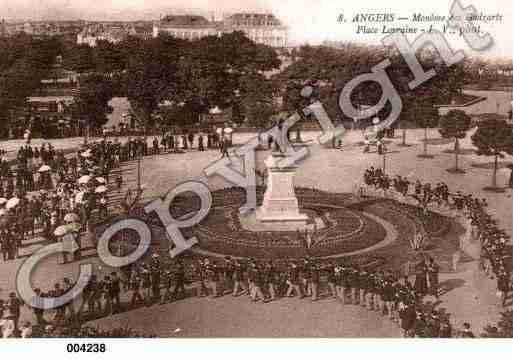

{"left": 378, "top": 140, "right": 387, "bottom": 174}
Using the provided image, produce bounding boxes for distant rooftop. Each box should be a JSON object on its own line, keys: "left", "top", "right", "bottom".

{"left": 160, "top": 15, "right": 213, "bottom": 27}
{"left": 226, "top": 13, "right": 283, "bottom": 26}
{"left": 158, "top": 12, "right": 286, "bottom": 29}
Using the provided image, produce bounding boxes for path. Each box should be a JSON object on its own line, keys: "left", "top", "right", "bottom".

{"left": 0, "top": 128, "right": 511, "bottom": 336}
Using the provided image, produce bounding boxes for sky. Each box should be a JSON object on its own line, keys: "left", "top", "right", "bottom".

{"left": 1, "top": 0, "right": 512, "bottom": 59}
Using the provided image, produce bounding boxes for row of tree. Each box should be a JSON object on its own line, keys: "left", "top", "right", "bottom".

{"left": 1, "top": 32, "right": 511, "bottom": 138}
{"left": 0, "top": 35, "right": 64, "bottom": 136}
{"left": 0, "top": 32, "right": 282, "bottom": 136}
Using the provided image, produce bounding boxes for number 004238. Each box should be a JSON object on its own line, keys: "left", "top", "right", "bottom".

{"left": 66, "top": 343, "right": 107, "bottom": 353}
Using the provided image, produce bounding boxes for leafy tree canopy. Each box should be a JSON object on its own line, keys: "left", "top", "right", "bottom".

{"left": 439, "top": 109, "right": 472, "bottom": 139}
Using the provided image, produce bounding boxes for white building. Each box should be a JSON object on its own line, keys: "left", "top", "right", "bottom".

{"left": 153, "top": 12, "right": 288, "bottom": 48}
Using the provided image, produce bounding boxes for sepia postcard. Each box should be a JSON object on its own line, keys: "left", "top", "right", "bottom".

{"left": 0, "top": 0, "right": 512, "bottom": 350}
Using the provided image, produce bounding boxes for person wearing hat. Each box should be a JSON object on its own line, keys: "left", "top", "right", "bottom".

{"left": 413, "top": 309, "right": 428, "bottom": 338}
{"left": 232, "top": 260, "right": 247, "bottom": 297}
{"left": 309, "top": 261, "right": 320, "bottom": 301}
{"left": 425, "top": 310, "right": 441, "bottom": 338}
{"left": 129, "top": 270, "right": 144, "bottom": 308}
{"left": 497, "top": 268, "right": 510, "bottom": 307}
{"left": 398, "top": 300, "right": 416, "bottom": 338}
{"left": 0, "top": 309, "right": 16, "bottom": 338}
{"left": 427, "top": 257, "right": 440, "bottom": 298}
{"left": 98, "top": 195, "right": 108, "bottom": 218}
{"left": 31, "top": 288, "right": 45, "bottom": 326}
{"left": 251, "top": 262, "right": 266, "bottom": 302}
{"left": 246, "top": 260, "right": 257, "bottom": 299}
{"left": 150, "top": 254, "right": 162, "bottom": 303}
{"left": 193, "top": 259, "right": 208, "bottom": 297}
{"left": 344, "top": 266, "right": 355, "bottom": 304}
{"left": 324, "top": 262, "right": 337, "bottom": 299}
{"left": 382, "top": 275, "right": 395, "bottom": 319}
{"left": 100, "top": 275, "right": 113, "bottom": 315}
{"left": 286, "top": 262, "right": 303, "bottom": 298}
{"left": 62, "top": 277, "right": 76, "bottom": 322}
{"left": 171, "top": 259, "right": 187, "bottom": 301}
{"left": 263, "top": 260, "right": 277, "bottom": 301}
{"left": 205, "top": 260, "right": 220, "bottom": 298}
{"left": 366, "top": 273, "right": 377, "bottom": 309}
{"left": 223, "top": 256, "right": 235, "bottom": 295}
{"left": 349, "top": 267, "right": 361, "bottom": 305}
{"left": 373, "top": 272, "right": 384, "bottom": 313}
{"left": 160, "top": 267, "right": 174, "bottom": 304}
{"left": 0, "top": 229, "right": 8, "bottom": 262}
{"left": 52, "top": 283, "right": 66, "bottom": 324}
{"left": 461, "top": 322, "right": 475, "bottom": 338}
{"left": 20, "top": 321, "right": 32, "bottom": 338}
{"left": 140, "top": 265, "right": 152, "bottom": 304}
{"left": 359, "top": 270, "right": 371, "bottom": 308}
{"left": 334, "top": 264, "right": 343, "bottom": 303}
{"left": 87, "top": 274, "right": 103, "bottom": 316}
{"left": 6, "top": 291, "right": 22, "bottom": 334}
{"left": 439, "top": 315, "right": 453, "bottom": 338}
{"left": 300, "top": 259, "right": 311, "bottom": 297}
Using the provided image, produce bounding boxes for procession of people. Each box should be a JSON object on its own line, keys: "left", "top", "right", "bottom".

{"left": 364, "top": 167, "right": 511, "bottom": 308}
{"left": 0, "top": 130, "right": 507, "bottom": 339}
{"left": 3, "top": 249, "right": 462, "bottom": 339}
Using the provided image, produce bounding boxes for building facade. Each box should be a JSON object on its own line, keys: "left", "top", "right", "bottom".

{"left": 153, "top": 12, "right": 288, "bottom": 48}
{"left": 77, "top": 22, "right": 152, "bottom": 46}
{"left": 0, "top": 20, "right": 84, "bottom": 38}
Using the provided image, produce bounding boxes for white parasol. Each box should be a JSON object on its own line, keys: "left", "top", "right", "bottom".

{"left": 81, "top": 149, "right": 92, "bottom": 158}
{"left": 6, "top": 197, "right": 19, "bottom": 209}
{"left": 224, "top": 127, "right": 233, "bottom": 134}
{"left": 78, "top": 175, "right": 91, "bottom": 184}
{"left": 38, "top": 165, "right": 51, "bottom": 172}
{"left": 95, "top": 185, "right": 107, "bottom": 193}
{"left": 95, "top": 177, "right": 106, "bottom": 184}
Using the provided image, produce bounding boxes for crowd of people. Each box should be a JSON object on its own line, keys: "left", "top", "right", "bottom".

{"left": 120, "top": 130, "right": 231, "bottom": 160}
{"left": 0, "top": 137, "right": 507, "bottom": 339}
{"left": 0, "top": 140, "right": 127, "bottom": 263}
{"left": 2, "top": 248, "right": 480, "bottom": 338}
{"left": 363, "top": 167, "right": 511, "bottom": 307}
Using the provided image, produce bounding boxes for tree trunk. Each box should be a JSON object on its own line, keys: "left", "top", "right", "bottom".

{"left": 84, "top": 121, "right": 89, "bottom": 145}
{"left": 492, "top": 153, "right": 498, "bottom": 188}
{"left": 454, "top": 138, "right": 459, "bottom": 170}
{"left": 423, "top": 127, "right": 428, "bottom": 155}
{"left": 402, "top": 128, "right": 406, "bottom": 146}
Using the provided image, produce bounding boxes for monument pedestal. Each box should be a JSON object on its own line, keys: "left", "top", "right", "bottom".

{"left": 256, "top": 152, "right": 308, "bottom": 223}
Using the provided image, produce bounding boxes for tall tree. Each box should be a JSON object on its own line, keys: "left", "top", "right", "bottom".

{"left": 471, "top": 119, "right": 513, "bottom": 190}
{"left": 176, "top": 32, "right": 280, "bottom": 126}
{"left": 439, "top": 110, "right": 472, "bottom": 173}
{"left": 0, "top": 59, "right": 43, "bottom": 137}
{"left": 72, "top": 73, "right": 114, "bottom": 143}
{"left": 62, "top": 44, "right": 95, "bottom": 73}
{"left": 125, "top": 34, "right": 183, "bottom": 133}
{"left": 94, "top": 39, "right": 125, "bottom": 74}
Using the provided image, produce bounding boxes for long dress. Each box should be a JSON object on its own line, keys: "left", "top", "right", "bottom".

{"left": 414, "top": 262, "right": 428, "bottom": 297}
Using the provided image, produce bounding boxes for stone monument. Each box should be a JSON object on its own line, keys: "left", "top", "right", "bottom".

{"left": 256, "top": 151, "right": 308, "bottom": 223}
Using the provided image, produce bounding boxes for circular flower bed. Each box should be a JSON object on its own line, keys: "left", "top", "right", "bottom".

{"left": 134, "top": 187, "right": 452, "bottom": 260}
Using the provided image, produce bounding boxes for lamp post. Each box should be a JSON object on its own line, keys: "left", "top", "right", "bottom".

{"left": 381, "top": 142, "right": 387, "bottom": 174}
